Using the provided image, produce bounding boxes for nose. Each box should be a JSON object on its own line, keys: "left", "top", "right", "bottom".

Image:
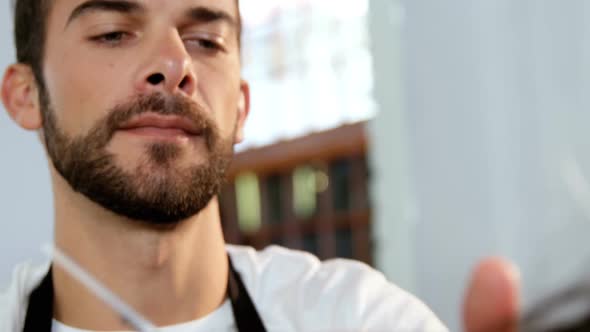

{"left": 135, "top": 31, "right": 196, "bottom": 96}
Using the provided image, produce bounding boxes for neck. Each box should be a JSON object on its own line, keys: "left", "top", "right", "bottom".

{"left": 51, "top": 173, "right": 229, "bottom": 330}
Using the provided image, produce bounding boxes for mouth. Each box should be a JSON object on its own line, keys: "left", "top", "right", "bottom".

{"left": 118, "top": 113, "right": 202, "bottom": 139}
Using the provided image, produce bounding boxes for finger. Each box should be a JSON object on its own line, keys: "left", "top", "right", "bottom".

{"left": 463, "top": 257, "right": 521, "bottom": 332}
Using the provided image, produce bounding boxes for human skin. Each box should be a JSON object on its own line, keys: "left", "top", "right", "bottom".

{"left": 463, "top": 257, "right": 521, "bottom": 332}
{"left": 1, "top": 0, "right": 250, "bottom": 329}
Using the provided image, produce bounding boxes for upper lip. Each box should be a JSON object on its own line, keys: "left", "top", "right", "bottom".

{"left": 119, "top": 113, "right": 201, "bottom": 135}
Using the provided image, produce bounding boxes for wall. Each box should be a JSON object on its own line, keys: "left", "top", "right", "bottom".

{"left": 0, "top": 3, "right": 54, "bottom": 286}
{"left": 368, "top": 0, "right": 417, "bottom": 293}
{"left": 370, "top": 0, "right": 590, "bottom": 330}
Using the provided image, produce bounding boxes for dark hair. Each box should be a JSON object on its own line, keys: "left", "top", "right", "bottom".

{"left": 13, "top": 0, "right": 52, "bottom": 86}
{"left": 12, "top": 0, "right": 242, "bottom": 87}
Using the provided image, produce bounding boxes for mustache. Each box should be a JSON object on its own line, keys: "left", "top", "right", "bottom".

{"left": 88, "top": 93, "right": 218, "bottom": 149}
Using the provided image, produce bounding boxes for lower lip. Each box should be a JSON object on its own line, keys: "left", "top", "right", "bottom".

{"left": 119, "top": 127, "right": 197, "bottom": 140}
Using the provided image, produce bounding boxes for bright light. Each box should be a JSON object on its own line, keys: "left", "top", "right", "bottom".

{"left": 240, "top": 0, "right": 368, "bottom": 27}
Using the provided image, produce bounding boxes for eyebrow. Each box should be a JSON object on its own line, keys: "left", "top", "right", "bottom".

{"left": 66, "top": 0, "right": 144, "bottom": 28}
{"left": 184, "top": 6, "right": 238, "bottom": 30}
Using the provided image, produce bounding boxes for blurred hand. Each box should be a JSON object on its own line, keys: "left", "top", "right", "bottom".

{"left": 463, "top": 257, "right": 521, "bottom": 332}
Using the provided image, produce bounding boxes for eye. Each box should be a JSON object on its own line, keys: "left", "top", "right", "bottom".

{"left": 197, "top": 38, "right": 221, "bottom": 50}
{"left": 89, "top": 31, "right": 130, "bottom": 45}
{"left": 184, "top": 35, "right": 227, "bottom": 54}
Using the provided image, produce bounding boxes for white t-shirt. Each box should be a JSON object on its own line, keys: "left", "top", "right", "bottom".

{"left": 51, "top": 301, "right": 235, "bottom": 332}
{"left": 0, "top": 245, "right": 447, "bottom": 332}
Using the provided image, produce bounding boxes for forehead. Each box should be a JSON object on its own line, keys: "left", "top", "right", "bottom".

{"left": 48, "top": 0, "right": 239, "bottom": 26}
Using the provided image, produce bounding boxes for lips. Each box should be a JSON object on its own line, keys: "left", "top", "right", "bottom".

{"left": 118, "top": 114, "right": 202, "bottom": 137}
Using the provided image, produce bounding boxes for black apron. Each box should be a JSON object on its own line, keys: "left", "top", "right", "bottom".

{"left": 23, "top": 256, "right": 267, "bottom": 332}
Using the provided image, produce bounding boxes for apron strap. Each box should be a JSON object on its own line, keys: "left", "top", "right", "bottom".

{"left": 227, "top": 256, "right": 267, "bottom": 332}
{"left": 23, "top": 265, "right": 53, "bottom": 332}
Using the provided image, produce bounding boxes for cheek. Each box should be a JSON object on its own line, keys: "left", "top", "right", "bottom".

{"left": 212, "top": 88, "right": 240, "bottom": 139}
{"left": 42, "top": 55, "right": 127, "bottom": 136}
{"left": 197, "top": 67, "right": 241, "bottom": 138}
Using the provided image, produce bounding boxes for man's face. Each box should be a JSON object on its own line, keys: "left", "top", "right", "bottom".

{"left": 36, "top": 0, "right": 248, "bottom": 224}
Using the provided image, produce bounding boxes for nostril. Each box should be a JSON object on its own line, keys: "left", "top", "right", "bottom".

{"left": 179, "top": 76, "right": 190, "bottom": 90}
{"left": 147, "top": 73, "right": 165, "bottom": 85}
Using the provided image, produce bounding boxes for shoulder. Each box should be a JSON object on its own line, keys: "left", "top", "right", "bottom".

{"left": 226, "top": 245, "right": 447, "bottom": 331}
{"left": 0, "top": 261, "right": 50, "bottom": 332}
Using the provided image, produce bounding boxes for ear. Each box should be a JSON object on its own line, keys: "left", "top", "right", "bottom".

{"left": 233, "top": 80, "right": 250, "bottom": 144}
{"left": 1, "top": 64, "right": 43, "bottom": 130}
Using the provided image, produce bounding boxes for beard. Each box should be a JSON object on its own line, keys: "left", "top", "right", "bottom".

{"left": 40, "top": 91, "right": 234, "bottom": 226}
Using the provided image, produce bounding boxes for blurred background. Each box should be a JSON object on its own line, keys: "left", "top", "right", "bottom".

{"left": 3, "top": 0, "right": 590, "bottom": 330}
